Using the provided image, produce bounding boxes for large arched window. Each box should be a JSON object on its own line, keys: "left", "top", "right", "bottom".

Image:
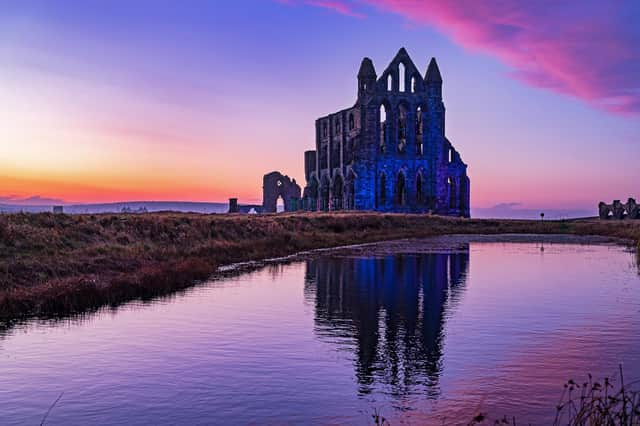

{"left": 346, "top": 170, "right": 356, "bottom": 210}
{"left": 416, "top": 173, "right": 423, "bottom": 204}
{"left": 379, "top": 173, "right": 386, "bottom": 206}
{"left": 397, "top": 103, "right": 407, "bottom": 153}
{"left": 387, "top": 74, "right": 393, "bottom": 91}
{"left": 416, "top": 106, "right": 423, "bottom": 155}
{"left": 448, "top": 177, "right": 456, "bottom": 209}
{"left": 460, "top": 177, "right": 468, "bottom": 211}
{"left": 399, "top": 63, "right": 405, "bottom": 92}
{"left": 396, "top": 172, "right": 407, "bottom": 206}
{"left": 308, "top": 178, "right": 319, "bottom": 211}
{"left": 379, "top": 104, "right": 387, "bottom": 153}
{"left": 321, "top": 176, "right": 331, "bottom": 211}
{"left": 411, "top": 76, "right": 417, "bottom": 93}
{"left": 333, "top": 174, "right": 343, "bottom": 210}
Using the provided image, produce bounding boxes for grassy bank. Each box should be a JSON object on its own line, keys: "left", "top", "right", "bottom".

{"left": 1, "top": 212, "right": 639, "bottom": 320}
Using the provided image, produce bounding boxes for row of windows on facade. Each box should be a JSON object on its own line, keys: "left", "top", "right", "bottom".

{"left": 319, "top": 110, "right": 453, "bottom": 160}
{"left": 385, "top": 63, "right": 422, "bottom": 93}
{"left": 379, "top": 105, "right": 452, "bottom": 162}
{"left": 321, "top": 101, "right": 434, "bottom": 141}
{"left": 324, "top": 62, "right": 429, "bottom": 137}
{"left": 380, "top": 103, "right": 423, "bottom": 154}
{"left": 360, "top": 62, "right": 425, "bottom": 94}
{"left": 377, "top": 174, "right": 459, "bottom": 207}
{"left": 322, "top": 114, "right": 356, "bottom": 137}
{"left": 307, "top": 174, "right": 459, "bottom": 211}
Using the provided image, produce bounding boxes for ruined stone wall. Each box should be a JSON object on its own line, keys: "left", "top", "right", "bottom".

{"left": 599, "top": 198, "right": 640, "bottom": 220}
{"left": 262, "top": 171, "right": 301, "bottom": 213}
{"left": 304, "top": 150, "right": 316, "bottom": 182}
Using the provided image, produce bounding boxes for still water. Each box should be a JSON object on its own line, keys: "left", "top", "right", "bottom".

{"left": 1, "top": 238, "right": 639, "bottom": 425}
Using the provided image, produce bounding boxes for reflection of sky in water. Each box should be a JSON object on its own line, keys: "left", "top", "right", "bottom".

{"left": 0, "top": 242, "right": 639, "bottom": 425}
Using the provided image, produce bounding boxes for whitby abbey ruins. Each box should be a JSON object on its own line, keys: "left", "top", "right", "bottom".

{"left": 300, "top": 48, "right": 470, "bottom": 216}
{"left": 248, "top": 48, "right": 470, "bottom": 216}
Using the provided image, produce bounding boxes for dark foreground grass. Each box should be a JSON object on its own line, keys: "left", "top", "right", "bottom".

{"left": 1, "top": 212, "right": 639, "bottom": 320}
{"left": 370, "top": 367, "right": 640, "bottom": 425}
{"left": 467, "top": 367, "right": 640, "bottom": 425}
{"left": 552, "top": 367, "right": 640, "bottom": 425}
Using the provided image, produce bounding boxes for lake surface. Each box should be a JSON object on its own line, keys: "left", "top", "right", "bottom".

{"left": 1, "top": 238, "right": 639, "bottom": 425}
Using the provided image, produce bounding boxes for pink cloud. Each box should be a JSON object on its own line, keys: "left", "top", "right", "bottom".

{"left": 296, "top": 0, "right": 640, "bottom": 116}
{"left": 278, "top": 0, "right": 364, "bottom": 18}
{"left": 305, "top": 0, "right": 365, "bottom": 18}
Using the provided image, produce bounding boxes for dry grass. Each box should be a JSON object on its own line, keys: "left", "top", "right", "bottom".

{"left": 1, "top": 212, "right": 639, "bottom": 320}
{"left": 465, "top": 366, "right": 640, "bottom": 425}
{"left": 552, "top": 366, "right": 640, "bottom": 425}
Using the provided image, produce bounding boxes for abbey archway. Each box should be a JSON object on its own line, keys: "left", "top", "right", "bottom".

{"left": 262, "top": 171, "right": 302, "bottom": 213}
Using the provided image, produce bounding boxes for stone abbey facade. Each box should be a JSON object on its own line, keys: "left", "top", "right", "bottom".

{"left": 302, "top": 48, "right": 470, "bottom": 216}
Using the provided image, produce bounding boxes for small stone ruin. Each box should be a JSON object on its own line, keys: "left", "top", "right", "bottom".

{"left": 262, "top": 171, "right": 302, "bottom": 213}
{"left": 598, "top": 198, "right": 639, "bottom": 220}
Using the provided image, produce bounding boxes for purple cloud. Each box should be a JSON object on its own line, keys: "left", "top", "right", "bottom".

{"left": 0, "top": 195, "right": 66, "bottom": 206}
{"left": 276, "top": 0, "right": 364, "bottom": 18}
{"left": 306, "top": 0, "right": 365, "bottom": 18}
{"left": 291, "top": 0, "right": 640, "bottom": 116}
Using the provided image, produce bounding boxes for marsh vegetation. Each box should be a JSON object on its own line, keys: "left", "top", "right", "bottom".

{"left": 1, "top": 212, "right": 638, "bottom": 320}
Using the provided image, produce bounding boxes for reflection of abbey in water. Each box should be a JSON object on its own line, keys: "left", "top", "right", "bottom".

{"left": 304, "top": 249, "right": 469, "bottom": 397}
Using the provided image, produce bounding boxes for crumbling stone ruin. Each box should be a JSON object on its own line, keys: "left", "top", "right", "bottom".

{"left": 599, "top": 198, "right": 640, "bottom": 220}
{"left": 228, "top": 198, "right": 263, "bottom": 213}
{"left": 228, "top": 198, "right": 239, "bottom": 213}
{"left": 262, "top": 171, "right": 302, "bottom": 213}
{"left": 302, "top": 48, "right": 470, "bottom": 217}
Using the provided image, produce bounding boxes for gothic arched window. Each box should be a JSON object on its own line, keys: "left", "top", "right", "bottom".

{"left": 397, "top": 104, "right": 407, "bottom": 153}
{"left": 416, "top": 174, "right": 423, "bottom": 204}
{"left": 416, "top": 106, "right": 423, "bottom": 155}
{"left": 396, "top": 172, "right": 406, "bottom": 206}
{"left": 379, "top": 104, "right": 387, "bottom": 153}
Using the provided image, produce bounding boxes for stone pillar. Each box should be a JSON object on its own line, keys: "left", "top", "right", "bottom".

{"left": 228, "top": 198, "right": 239, "bottom": 213}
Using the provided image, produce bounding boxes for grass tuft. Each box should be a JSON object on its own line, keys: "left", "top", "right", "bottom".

{"left": 463, "top": 366, "right": 640, "bottom": 425}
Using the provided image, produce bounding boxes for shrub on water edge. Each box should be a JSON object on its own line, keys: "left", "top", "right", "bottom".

{"left": 461, "top": 367, "right": 640, "bottom": 426}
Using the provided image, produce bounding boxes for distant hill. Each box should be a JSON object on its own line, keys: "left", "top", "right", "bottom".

{"left": 0, "top": 201, "right": 229, "bottom": 214}
{"left": 1, "top": 200, "right": 596, "bottom": 219}
{"left": 472, "top": 204, "right": 595, "bottom": 220}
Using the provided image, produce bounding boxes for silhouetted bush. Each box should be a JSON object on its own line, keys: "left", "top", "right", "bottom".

{"left": 466, "top": 367, "right": 640, "bottom": 425}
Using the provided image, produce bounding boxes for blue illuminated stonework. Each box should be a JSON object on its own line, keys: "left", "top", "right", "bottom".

{"left": 302, "top": 48, "right": 470, "bottom": 217}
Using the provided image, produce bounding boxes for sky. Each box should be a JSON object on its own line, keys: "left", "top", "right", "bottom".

{"left": 1, "top": 0, "right": 638, "bottom": 213}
